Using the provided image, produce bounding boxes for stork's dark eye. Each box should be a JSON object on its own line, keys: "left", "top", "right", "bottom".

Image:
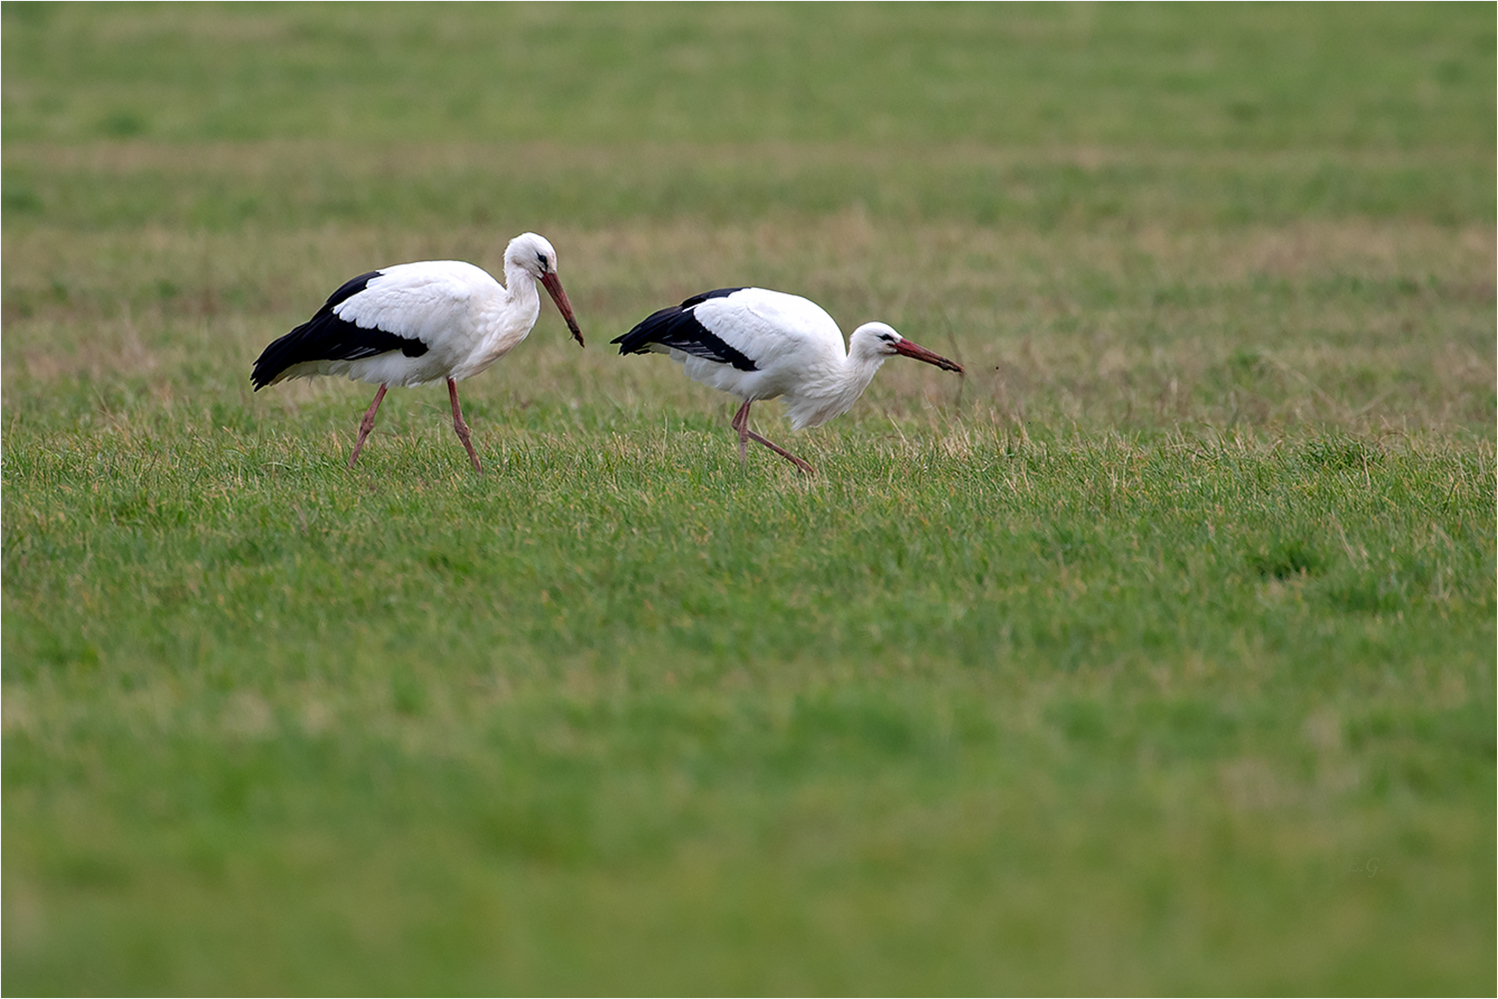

{"left": 879, "top": 333, "right": 896, "bottom": 343}
{"left": 536, "top": 253, "right": 549, "bottom": 273}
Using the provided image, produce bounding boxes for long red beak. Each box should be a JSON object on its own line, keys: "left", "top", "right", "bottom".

{"left": 894, "top": 338, "right": 963, "bottom": 373}
{"left": 540, "top": 271, "right": 585, "bottom": 348}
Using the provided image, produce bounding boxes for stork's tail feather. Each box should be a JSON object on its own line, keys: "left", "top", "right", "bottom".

{"left": 612, "top": 305, "right": 683, "bottom": 355}
{"left": 251, "top": 270, "right": 429, "bottom": 390}
{"left": 251, "top": 323, "right": 313, "bottom": 390}
{"left": 613, "top": 288, "right": 758, "bottom": 371}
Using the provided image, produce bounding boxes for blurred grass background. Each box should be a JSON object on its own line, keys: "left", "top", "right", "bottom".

{"left": 3, "top": 3, "right": 1494, "bottom": 994}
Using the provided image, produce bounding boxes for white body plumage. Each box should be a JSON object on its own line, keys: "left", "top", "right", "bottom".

{"left": 296, "top": 259, "right": 540, "bottom": 388}
{"left": 614, "top": 287, "right": 962, "bottom": 473}
{"left": 252, "top": 231, "right": 584, "bottom": 472}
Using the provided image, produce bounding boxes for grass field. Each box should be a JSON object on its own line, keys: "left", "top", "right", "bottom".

{"left": 3, "top": 3, "right": 1494, "bottom": 994}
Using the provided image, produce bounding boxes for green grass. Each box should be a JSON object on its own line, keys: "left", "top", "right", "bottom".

{"left": 4, "top": 3, "right": 1494, "bottom": 994}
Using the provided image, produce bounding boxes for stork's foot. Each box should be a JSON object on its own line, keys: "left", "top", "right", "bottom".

{"left": 746, "top": 429, "right": 816, "bottom": 475}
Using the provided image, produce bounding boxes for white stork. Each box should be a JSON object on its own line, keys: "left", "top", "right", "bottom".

{"left": 613, "top": 287, "right": 962, "bottom": 474}
{"left": 251, "top": 232, "right": 584, "bottom": 472}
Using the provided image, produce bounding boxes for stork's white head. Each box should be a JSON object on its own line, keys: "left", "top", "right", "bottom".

{"left": 849, "top": 322, "right": 964, "bottom": 373}
{"left": 505, "top": 232, "right": 584, "bottom": 347}
{"left": 505, "top": 232, "right": 559, "bottom": 281}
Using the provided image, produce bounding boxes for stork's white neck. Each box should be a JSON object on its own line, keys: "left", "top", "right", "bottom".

{"left": 452, "top": 261, "right": 541, "bottom": 380}
{"left": 834, "top": 346, "right": 891, "bottom": 408}
{"left": 493, "top": 259, "right": 541, "bottom": 344}
{"left": 503, "top": 259, "right": 541, "bottom": 306}
{"left": 781, "top": 341, "right": 891, "bottom": 431}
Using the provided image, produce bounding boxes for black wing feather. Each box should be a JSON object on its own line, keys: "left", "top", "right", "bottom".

{"left": 678, "top": 287, "right": 746, "bottom": 309}
{"left": 611, "top": 287, "right": 758, "bottom": 371}
{"left": 251, "top": 271, "right": 430, "bottom": 390}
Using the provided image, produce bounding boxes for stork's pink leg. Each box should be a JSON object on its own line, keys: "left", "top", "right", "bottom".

{"left": 730, "top": 399, "right": 815, "bottom": 475}
{"left": 731, "top": 400, "right": 753, "bottom": 465}
{"left": 746, "top": 428, "right": 816, "bottom": 475}
{"left": 448, "top": 378, "right": 483, "bottom": 474}
{"left": 349, "top": 383, "right": 388, "bottom": 468}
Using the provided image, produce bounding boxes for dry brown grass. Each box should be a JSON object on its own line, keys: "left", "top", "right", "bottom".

{"left": 6, "top": 214, "right": 1490, "bottom": 440}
